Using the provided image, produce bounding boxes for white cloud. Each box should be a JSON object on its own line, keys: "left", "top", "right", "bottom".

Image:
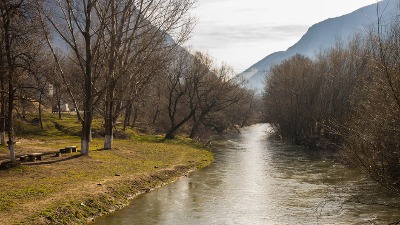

{"left": 193, "top": 23, "right": 308, "bottom": 48}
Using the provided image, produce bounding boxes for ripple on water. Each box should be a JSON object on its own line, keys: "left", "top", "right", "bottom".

{"left": 94, "top": 124, "right": 400, "bottom": 225}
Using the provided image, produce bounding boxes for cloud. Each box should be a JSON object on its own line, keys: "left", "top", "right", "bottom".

{"left": 188, "top": 23, "right": 309, "bottom": 72}
{"left": 192, "top": 23, "right": 309, "bottom": 50}
{"left": 188, "top": 0, "right": 379, "bottom": 72}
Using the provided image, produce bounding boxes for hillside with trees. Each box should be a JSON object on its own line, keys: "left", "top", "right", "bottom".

{"left": 239, "top": 0, "right": 397, "bottom": 91}
{"left": 263, "top": 6, "right": 400, "bottom": 193}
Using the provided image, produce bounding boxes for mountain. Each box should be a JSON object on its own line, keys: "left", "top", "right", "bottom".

{"left": 238, "top": 0, "right": 398, "bottom": 91}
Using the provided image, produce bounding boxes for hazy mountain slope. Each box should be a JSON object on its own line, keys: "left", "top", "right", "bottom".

{"left": 238, "top": 0, "right": 397, "bottom": 91}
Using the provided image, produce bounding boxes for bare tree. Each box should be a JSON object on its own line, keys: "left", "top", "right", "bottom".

{"left": 340, "top": 8, "right": 400, "bottom": 192}
{"left": 0, "top": 0, "right": 41, "bottom": 161}
{"left": 188, "top": 59, "right": 248, "bottom": 139}
{"left": 161, "top": 50, "right": 254, "bottom": 140}
{"left": 98, "top": 0, "right": 195, "bottom": 149}
{"left": 262, "top": 4, "right": 400, "bottom": 192}
{"left": 39, "top": 0, "right": 107, "bottom": 155}
{"left": 163, "top": 48, "right": 195, "bottom": 139}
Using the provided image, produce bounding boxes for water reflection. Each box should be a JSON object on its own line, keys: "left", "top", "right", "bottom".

{"left": 94, "top": 124, "right": 399, "bottom": 225}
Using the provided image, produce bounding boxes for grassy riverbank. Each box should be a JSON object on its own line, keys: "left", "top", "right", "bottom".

{"left": 0, "top": 114, "right": 213, "bottom": 224}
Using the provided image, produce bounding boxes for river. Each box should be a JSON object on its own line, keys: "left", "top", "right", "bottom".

{"left": 94, "top": 124, "right": 399, "bottom": 224}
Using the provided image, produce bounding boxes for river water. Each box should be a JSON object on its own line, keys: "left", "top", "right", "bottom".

{"left": 94, "top": 124, "right": 399, "bottom": 224}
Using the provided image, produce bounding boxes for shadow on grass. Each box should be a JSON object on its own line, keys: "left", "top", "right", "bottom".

{"left": 0, "top": 155, "right": 10, "bottom": 162}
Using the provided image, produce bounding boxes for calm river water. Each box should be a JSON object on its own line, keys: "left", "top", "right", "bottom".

{"left": 94, "top": 124, "right": 399, "bottom": 224}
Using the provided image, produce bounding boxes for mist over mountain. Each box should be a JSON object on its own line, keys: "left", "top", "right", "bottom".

{"left": 238, "top": 0, "right": 398, "bottom": 91}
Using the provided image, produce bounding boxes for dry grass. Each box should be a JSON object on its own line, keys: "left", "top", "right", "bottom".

{"left": 0, "top": 113, "right": 213, "bottom": 224}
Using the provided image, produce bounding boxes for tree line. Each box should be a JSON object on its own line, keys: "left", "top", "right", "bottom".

{"left": 264, "top": 10, "right": 400, "bottom": 192}
{"left": 0, "top": 0, "right": 256, "bottom": 162}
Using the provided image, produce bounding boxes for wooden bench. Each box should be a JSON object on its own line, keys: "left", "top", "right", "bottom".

{"left": 60, "top": 146, "right": 77, "bottom": 154}
{"left": 19, "top": 155, "right": 28, "bottom": 161}
{"left": 66, "top": 146, "right": 77, "bottom": 153}
{"left": 60, "top": 148, "right": 68, "bottom": 154}
{"left": 19, "top": 151, "right": 61, "bottom": 161}
{"left": 27, "top": 153, "right": 44, "bottom": 162}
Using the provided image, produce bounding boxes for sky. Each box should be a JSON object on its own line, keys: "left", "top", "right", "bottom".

{"left": 187, "top": 0, "right": 379, "bottom": 73}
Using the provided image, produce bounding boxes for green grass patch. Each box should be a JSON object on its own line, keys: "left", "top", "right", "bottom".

{"left": 0, "top": 185, "right": 54, "bottom": 211}
{"left": 0, "top": 112, "right": 213, "bottom": 224}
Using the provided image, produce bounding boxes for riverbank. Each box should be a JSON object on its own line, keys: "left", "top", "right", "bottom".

{"left": 0, "top": 137, "right": 213, "bottom": 225}
{"left": 92, "top": 124, "right": 400, "bottom": 224}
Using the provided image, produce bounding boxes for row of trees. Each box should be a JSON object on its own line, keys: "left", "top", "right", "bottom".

{"left": 0, "top": 0, "right": 256, "bottom": 162}
{"left": 264, "top": 40, "right": 367, "bottom": 146}
{"left": 264, "top": 13, "right": 400, "bottom": 191}
{"left": 161, "top": 51, "right": 255, "bottom": 140}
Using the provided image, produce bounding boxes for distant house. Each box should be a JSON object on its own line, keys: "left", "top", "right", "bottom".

{"left": 48, "top": 84, "right": 54, "bottom": 97}
{"left": 60, "top": 104, "right": 69, "bottom": 112}
{"left": 52, "top": 103, "right": 70, "bottom": 113}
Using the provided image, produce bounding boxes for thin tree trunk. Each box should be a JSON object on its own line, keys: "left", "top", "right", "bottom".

{"left": 152, "top": 89, "right": 162, "bottom": 124}
{"left": 6, "top": 70, "right": 15, "bottom": 161}
{"left": 56, "top": 84, "right": 61, "bottom": 119}
{"left": 39, "top": 93, "right": 43, "bottom": 130}
{"left": 165, "top": 110, "right": 195, "bottom": 139}
{"left": 104, "top": 0, "right": 116, "bottom": 150}
{"left": 189, "top": 121, "right": 200, "bottom": 139}
{"left": 104, "top": 100, "right": 113, "bottom": 150}
{"left": 131, "top": 108, "right": 138, "bottom": 128}
{"left": 4, "top": 11, "right": 15, "bottom": 161}
{"left": 0, "top": 68, "right": 5, "bottom": 146}
{"left": 81, "top": 1, "right": 93, "bottom": 156}
{"left": 152, "top": 106, "right": 160, "bottom": 124}
{"left": 7, "top": 86, "right": 15, "bottom": 161}
{"left": 189, "top": 111, "right": 208, "bottom": 139}
{"left": 123, "top": 101, "right": 132, "bottom": 131}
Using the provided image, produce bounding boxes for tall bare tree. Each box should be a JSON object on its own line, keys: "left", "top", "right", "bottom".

{"left": 40, "top": 0, "right": 106, "bottom": 155}
{"left": 188, "top": 58, "right": 247, "bottom": 139}
{"left": 0, "top": 0, "right": 41, "bottom": 161}
{"left": 98, "top": 0, "right": 195, "bottom": 149}
{"left": 163, "top": 48, "right": 195, "bottom": 139}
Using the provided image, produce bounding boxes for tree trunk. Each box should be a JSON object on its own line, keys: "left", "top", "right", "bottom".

{"left": 4, "top": 12, "right": 15, "bottom": 161}
{"left": 81, "top": 108, "right": 92, "bottom": 155}
{"left": 104, "top": 100, "right": 113, "bottom": 150}
{"left": 123, "top": 101, "right": 132, "bottom": 131}
{"left": 189, "top": 111, "right": 208, "bottom": 139}
{"left": 81, "top": 66, "right": 93, "bottom": 153}
{"left": 131, "top": 108, "right": 138, "bottom": 128}
{"left": 152, "top": 104, "right": 160, "bottom": 124}
{"left": 56, "top": 84, "right": 62, "bottom": 119}
{"left": 81, "top": 0, "right": 94, "bottom": 156}
{"left": 7, "top": 81, "right": 15, "bottom": 161}
{"left": 0, "top": 69, "right": 5, "bottom": 146}
{"left": 6, "top": 67, "right": 15, "bottom": 161}
{"left": 39, "top": 93, "right": 43, "bottom": 130}
{"left": 189, "top": 121, "right": 200, "bottom": 139}
{"left": 165, "top": 110, "right": 195, "bottom": 139}
{"left": 104, "top": 1, "right": 117, "bottom": 150}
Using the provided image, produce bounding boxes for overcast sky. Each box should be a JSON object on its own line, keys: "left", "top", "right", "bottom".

{"left": 186, "top": 0, "right": 379, "bottom": 73}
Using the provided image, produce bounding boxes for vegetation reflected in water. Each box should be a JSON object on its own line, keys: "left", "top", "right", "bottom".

{"left": 94, "top": 124, "right": 399, "bottom": 225}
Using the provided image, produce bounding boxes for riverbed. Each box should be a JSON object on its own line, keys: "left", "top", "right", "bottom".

{"left": 94, "top": 124, "right": 399, "bottom": 224}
